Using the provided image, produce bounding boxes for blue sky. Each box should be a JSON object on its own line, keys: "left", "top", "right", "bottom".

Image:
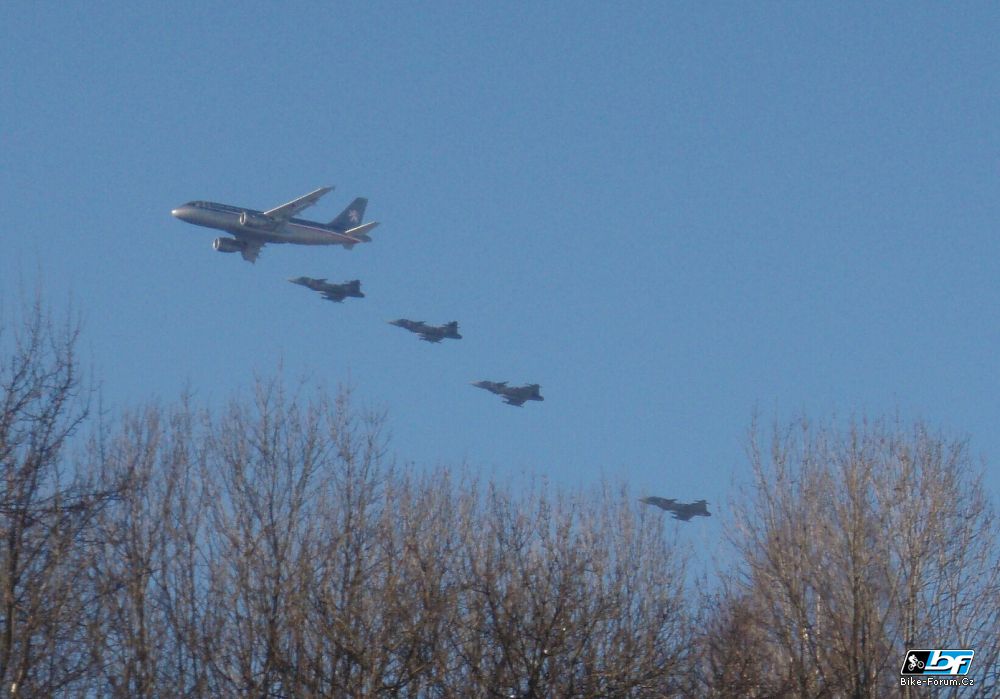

{"left": 2, "top": 2, "right": 999, "bottom": 541}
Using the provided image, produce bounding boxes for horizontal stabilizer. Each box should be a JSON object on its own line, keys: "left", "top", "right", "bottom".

{"left": 342, "top": 221, "right": 379, "bottom": 242}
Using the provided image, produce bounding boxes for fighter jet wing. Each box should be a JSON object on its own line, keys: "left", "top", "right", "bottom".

{"left": 503, "top": 397, "right": 527, "bottom": 406}
{"left": 640, "top": 497, "right": 676, "bottom": 511}
{"left": 240, "top": 241, "right": 263, "bottom": 263}
{"left": 263, "top": 186, "right": 333, "bottom": 222}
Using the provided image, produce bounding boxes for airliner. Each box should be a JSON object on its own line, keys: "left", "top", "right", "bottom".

{"left": 171, "top": 186, "right": 378, "bottom": 263}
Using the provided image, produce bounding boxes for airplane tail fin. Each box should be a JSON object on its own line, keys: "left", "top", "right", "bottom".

{"left": 347, "top": 280, "right": 362, "bottom": 295}
{"left": 328, "top": 197, "right": 368, "bottom": 230}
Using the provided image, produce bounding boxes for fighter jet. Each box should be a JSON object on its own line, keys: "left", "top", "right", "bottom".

{"left": 387, "top": 319, "right": 461, "bottom": 343}
{"left": 639, "top": 497, "right": 712, "bottom": 521}
{"left": 288, "top": 277, "right": 364, "bottom": 303}
{"left": 471, "top": 380, "right": 544, "bottom": 407}
{"left": 171, "top": 187, "right": 379, "bottom": 263}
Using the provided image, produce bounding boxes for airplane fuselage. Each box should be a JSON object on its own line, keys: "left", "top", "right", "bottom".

{"left": 171, "top": 201, "right": 358, "bottom": 246}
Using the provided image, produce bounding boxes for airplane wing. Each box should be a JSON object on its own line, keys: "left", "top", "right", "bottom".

{"left": 263, "top": 186, "right": 333, "bottom": 222}
{"left": 671, "top": 510, "right": 693, "bottom": 521}
{"left": 503, "top": 396, "right": 527, "bottom": 406}
{"left": 241, "top": 241, "right": 263, "bottom": 263}
{"left": 418, "top": 334, "right": 442, "bottom": 343}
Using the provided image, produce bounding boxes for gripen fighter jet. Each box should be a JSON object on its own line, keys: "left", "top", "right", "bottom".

{"left": 388, "top": 319, "right": 462, "bottom": 343}
{"left": 289, "top": 277, "right": 364, "bottom": 303}
{"left": 171, "top": 187, "right": 379, "bottom": 263}
{"left": 639, "top": 497, "right": 712, "bottom": 521}
{"left": 472, "top": 380, "right": 544, "bottom": 407}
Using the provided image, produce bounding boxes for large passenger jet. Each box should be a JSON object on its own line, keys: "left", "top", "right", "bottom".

{"left": 171, "top": 187, "right": 378, "bottom": 263}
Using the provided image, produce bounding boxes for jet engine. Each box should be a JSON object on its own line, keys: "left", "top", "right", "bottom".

{"left": 239, "top": 211, "right": 274, "bottom": 230}
{"left": 213, "top": 237, "right": 244, "bottom": 253}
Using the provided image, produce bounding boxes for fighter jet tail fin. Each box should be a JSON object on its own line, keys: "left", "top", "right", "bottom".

{"left": 441, "top": 321, "right": 461, "bottom": 340}
{"left": 329, "top": 198, "right": 368, "bottom": 231}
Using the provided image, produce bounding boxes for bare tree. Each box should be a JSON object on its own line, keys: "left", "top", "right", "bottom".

{"left": 696, "top": 418, "right": 1000, "bottom": 698}
{"left": 0, "top": 295, "right": 118, "bottom": 696}
{"left": 79, "top": 376, "right": 694, "bottom": 698}
{"left": 82, "top": 399, "right": 212, "bottom": 697}
{"left": 691, "top": 584, "right": 790, "bottom": 699}
{"left": 198, "top": 380, "right": 327, "bottom": 697}
{"left": 446, "top": 481, "right": 690, "bottom": 698}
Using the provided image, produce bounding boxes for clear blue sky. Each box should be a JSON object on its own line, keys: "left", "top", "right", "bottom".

{"left": 3, "top": 3, "right": 999, "bottom": 539}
